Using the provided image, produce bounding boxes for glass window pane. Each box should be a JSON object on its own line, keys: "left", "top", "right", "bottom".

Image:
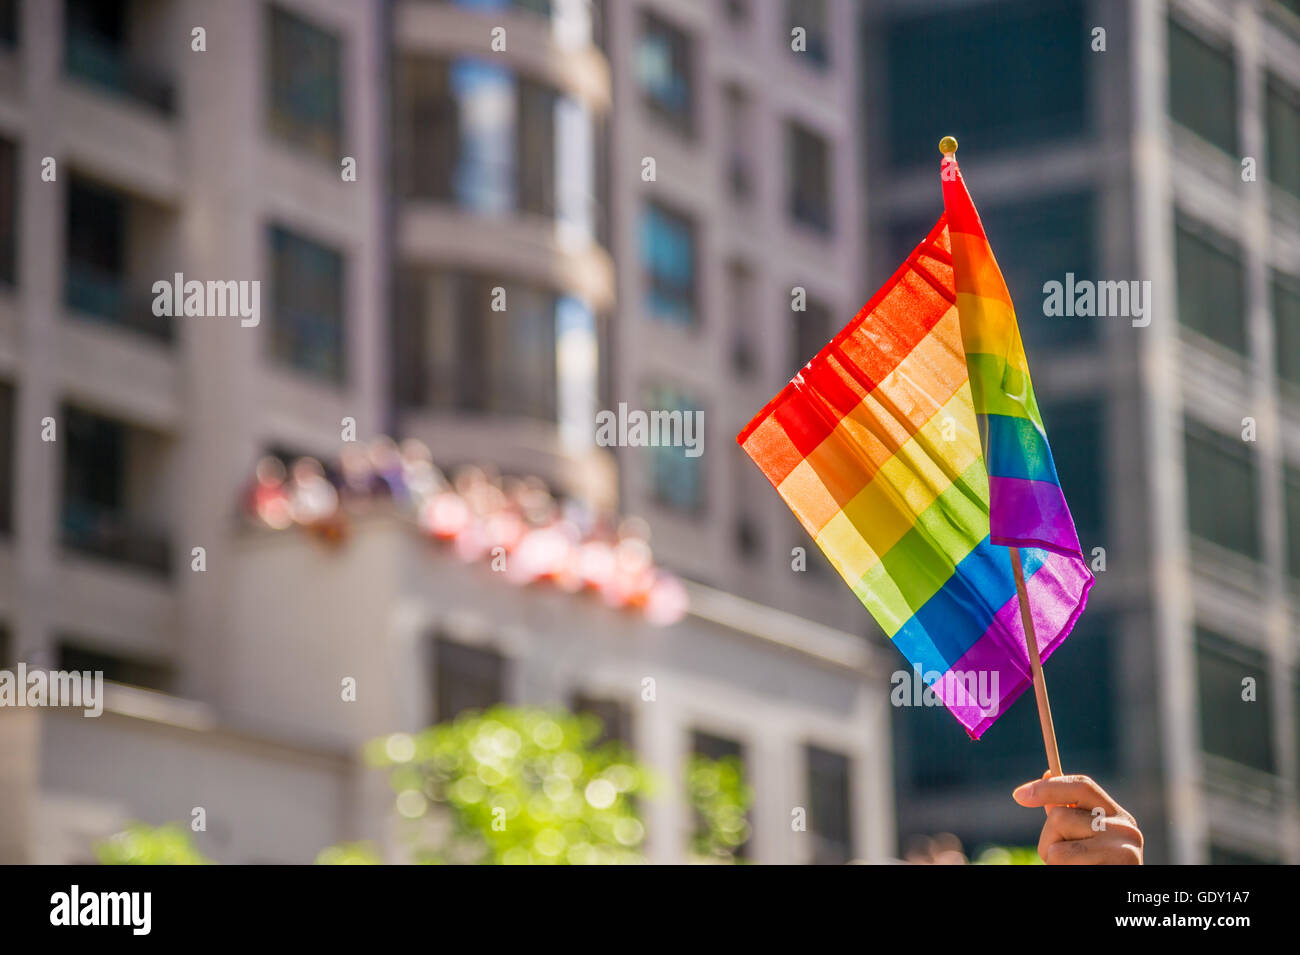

{"left": 785, "top": 0, "right": 829, "bottom": 68}
{"left": 1184, "top": 421, "right": 1259, "bottom": 559}
{"left": 269, "top": 226, "right": 346, "bottom": 385}
{"left": 788, "top": 123, "right": 833, "bottom": 235}
{"left": 637, "top": 13, "right": 692, "bottom": 134}
{"left": 1268, "top": 77, "right": 1300, "bottom": 199}
{"left": 1176, "top": 222, "right": 1246, "bottom": 354}
{"left": 268, "top": 5, "right": 342, "bottom": 161}
{"left": 1284, "top": 465, "right": 1300, "bottom": 578}
{"left": 646, "top": 382, "right": 704, "bottom": 513}
{"left": 1275, "top": 271, "right": 1300, "bottom": 388}
{"left": 0, "top": 136, "right": 14, "bottom": 285}
{"left": 885, "top": 0, "right": 1087, "bottom": 167}
{"left": 792, "top": 297, "right": 833, "bottom": 375}
{"left": 451, "top": 59, "right": 517, "bottom": 215}
{"left": 640, "top": 202, "right": 697, "bottom": 328}
{"left": 1196, "top": 629, "right": 1274, "bottom": 774}
{"left": 806, "top": 745, "right": 853, "bottom": 864}
{"left": 433, "top": 635, "right": 506, "bottom": 724}
{"left": 1168, "top": 19, "right": 1237, "bottom": 155}
{"left": 0, "top": 380, "right": 10, "bottom": 537}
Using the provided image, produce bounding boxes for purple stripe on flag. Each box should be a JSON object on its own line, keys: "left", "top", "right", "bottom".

{"left": 932, "top": 551, "right": 1094, "bottom": 739}
{"left": 988, "top": 475, "right": 1083, "bottom": 558}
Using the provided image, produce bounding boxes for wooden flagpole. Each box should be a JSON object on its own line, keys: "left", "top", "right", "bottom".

{"left": 940, "top": 136, "right": 1063, "bottom": 779}
{"left": 1010, "top": 547, "right": 1063, "bottom": 777}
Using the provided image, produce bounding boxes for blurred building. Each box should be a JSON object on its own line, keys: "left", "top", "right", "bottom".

{"left": 0, "top": 0, "right": 891, "bottom": 864}
{"left": 865, "top": 0, "right": 1300, "bottom": 864}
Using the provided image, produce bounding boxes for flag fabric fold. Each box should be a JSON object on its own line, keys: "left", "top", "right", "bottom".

{"left": 736, "top": 154, "right": 1093, "bottom": 739}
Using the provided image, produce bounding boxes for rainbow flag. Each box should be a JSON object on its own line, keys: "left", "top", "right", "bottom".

{"left": 737, "top": 154, "right": 1093, "bottom": 739}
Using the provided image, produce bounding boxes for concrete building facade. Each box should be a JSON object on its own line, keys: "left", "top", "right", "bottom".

{"left": 0, "top": 0, "right": 890, "bottom": 864}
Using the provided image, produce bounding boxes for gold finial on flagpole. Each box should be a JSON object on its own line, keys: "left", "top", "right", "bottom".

{"left": 939, "top": 135, "right": 958, "bottom": 157}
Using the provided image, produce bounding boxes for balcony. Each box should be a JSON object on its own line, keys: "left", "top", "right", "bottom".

{"left": 60, "top": 500, "right": 170, "bottom": 577}
{"left": 64, "top": 175, "right": 176, "bottom": 345}
{"left": 64, "top": 0, "right": 176, "bottom": 116}
{"left": 59, "top": 405, "right": 174, "bottom": 578}
{"left": 64, "top": 261, "right": 172, "bottom": 343}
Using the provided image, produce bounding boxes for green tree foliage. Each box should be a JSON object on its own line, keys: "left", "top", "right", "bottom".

{"left": 365, "top": 706, "right": 648, "bottom": 864}
{"left": 315, "top": 842, "right": 382, "bottom": 865}
{"left": 686, "top": 753, "right": 752, "bottom": 860}
{"left": 973, "top": 845, "right": 1044, "bottom": 865}
{"left": 365, "top": 705, "right": 752, "bottom": 864}
{"left": 94, "top": 822, "right": 212, "bottom": 865}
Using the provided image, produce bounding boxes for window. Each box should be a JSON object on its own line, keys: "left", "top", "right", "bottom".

{"left": 63, "top": 0, "right": 174, "bottom": 113}
{"left": 1168, "top": 19, "right": 1237, "bottom": 156}
{"left": 65, "top": 177, "right": 125, "bottom": 321}
{"left": 446, "top": 0, "right": 552, "bottom": 15}
{"left": 792, "top": 297, "right": 833, "bottom": 375}
{"left": 646, "top": 382, "right": 704, "bottom": 514}
{"left": 1269, "top": 77, "right": 1300, "bottom": 199}
{"left": 267, "top": 6, "right": 342, "bottom": 161}
{"left": 57, "top": 639, "right": 172, "bottom": 692}
{"left": 1176, "top": 222, "right": 1246, "bottom": 354}
{"left": 60, "top": 405, "right": 172, "bottom": 575}
{"left": 691, "top": 731, "right": 749, "bottom": 858}
{"left": 1274, "top": 271, "right": 1300, "bottom": 388}
{"left": 886, "top": 0, "right": 1087, "bottom": 166}
{"left": 449, "top": 59, "right": 516, "bottom": 214}
{"left": 734, "top": 515, "right": 762, "bottom": 563}
{"left": 806, "top": 745, "right": 853, "bottom": 864}
{"left": 268, "top": 226, "right": 345, "bottom": 384}
{"left": 395, "top": 270, "right": 558, "bottom": 420}
{"left": 0, "top": 0, "right": 16, "bottom": 49}
{"left": 396, "top": 56, "right": 591, "bottom": 228}
{"left": 728, "top": 261, "right": 756, "bottom": 375}
{"left": 1196, "top": 629, "right": 1274, "bottom": 775}
{"left": 432, "top": 635, "right": 506, "bottom": 724}
{"left": 64, "top": 177, "right": 171, "bottom": 342}
{"left": 787, "top": 123, "right": 832, "bottom": 235}
{"left": 723, "top": 84, "right": 754, "bottom": 203}
{"left": 1040, "top": 400, "right": 1104, "bottom": 545}
{"left": 640, "top": 202, "right": 696, "bottom": 327}
{"left": 395, "top": 57, "right": 458, "bottom": 201}
{"left": 518, "top": 78, "right": 557, "bottom": 216}
{"left": 1284, "top": 466, "right": 1300, "bottom": 578}
{"left": 0, "top": 136, "right": 14, "bottom": 286}
{"left": 572, "top": 694, "right": 631, "bottom": 748}
{"left": 1184, "top": 421, "right": 1259, "bottom": 559}
{"left": 1209, "top": 844, "right": 1277, "bottom": 865}
{"left": 785, "top": 0, "right": 829, "bottom": 68}
{"left": 637, "top": 14, "right": 692, "bottom": 134}
{"left": 0, "top": 380, "right": 11, "bottom": 537}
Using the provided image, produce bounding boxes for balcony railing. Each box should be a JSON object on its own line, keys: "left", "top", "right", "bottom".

{"left": 65, "top": 29, "right": 176, "bottom": 115}
{"left": 65, "top": 260, "right": 174, "bottom": 344}
{"left": 61, "top": 498, "right": 171, "bottom": 576}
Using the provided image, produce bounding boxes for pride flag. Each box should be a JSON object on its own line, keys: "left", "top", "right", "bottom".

{"left": 737, "top": 154, "right": 1093, "bottom": 739}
